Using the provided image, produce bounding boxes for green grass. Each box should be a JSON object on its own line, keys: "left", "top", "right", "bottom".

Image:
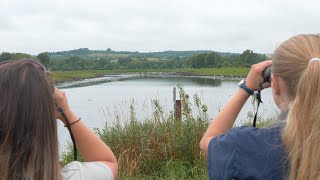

{"left": 52, "top": 68, "right": 250, "bottom": 82}
{"left": 52, "top": 70, "right": 109, "bottom": 82}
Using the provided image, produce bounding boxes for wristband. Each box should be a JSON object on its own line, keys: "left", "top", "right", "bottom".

{"left": 238, "top": 79, "right": 254, "bottom": 95}
{"left": 65, "top": 118, "right": 81, "bottom": 127}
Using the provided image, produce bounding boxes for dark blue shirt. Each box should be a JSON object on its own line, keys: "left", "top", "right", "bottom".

{"left": 207, "top": 126, "right": 288, "bottom": 180}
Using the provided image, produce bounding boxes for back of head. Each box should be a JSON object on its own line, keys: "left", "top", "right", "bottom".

{"left": 0, "top": 60, "right": 59, "bottom": 180}
{"left": 273, "top": 34, "right": 320, "bottom": 180}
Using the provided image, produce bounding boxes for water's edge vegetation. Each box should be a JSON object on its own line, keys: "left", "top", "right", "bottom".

{"left": 52, "top": 67, "right": 250, "bottom": 83}
{"left": 61, "top": 86, "right": 271, "bottom": 179}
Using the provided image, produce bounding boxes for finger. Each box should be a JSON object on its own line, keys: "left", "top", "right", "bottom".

{"left": 263, "top": 60, "right": 272, "bottom": 65}
{"left": 251, "top": 61, "right": 269, "bottom": 76}
{"left": 255, "top": 60, "right": 272, "bottom": 72}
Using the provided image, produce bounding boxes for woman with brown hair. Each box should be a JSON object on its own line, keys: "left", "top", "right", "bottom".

{"left": 200, "top": 34, "right": 320, "bottom": 179}
{"left": 0, "top": 60, "right": 118, "bottom": 180}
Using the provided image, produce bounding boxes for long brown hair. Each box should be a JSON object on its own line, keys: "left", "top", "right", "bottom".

{"left": 0, "top": 60, "right": 60, "bottom": 180}
{"left": 273, "top": 34, "right": 320, "bottom": 179}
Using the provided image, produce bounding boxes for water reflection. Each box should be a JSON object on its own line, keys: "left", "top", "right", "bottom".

{"left": 129, "top": 76, "right": 223, "bottom": 87}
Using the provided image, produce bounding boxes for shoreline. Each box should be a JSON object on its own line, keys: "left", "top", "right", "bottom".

{"left": 52, "top": 68, "right": 249, "bottom": 84}
{"left": 54, "top": 72, "right": 245, "bottom": 88}
{"left": 53, "top": 71, "right": 245, "bottom": 84}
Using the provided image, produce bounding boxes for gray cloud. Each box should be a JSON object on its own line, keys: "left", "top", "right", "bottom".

{"left": 0, "top": 0, "right": 319, "bottom": 54}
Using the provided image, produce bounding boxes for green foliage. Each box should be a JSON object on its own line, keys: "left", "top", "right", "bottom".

{"left": 52, "top": 70, "right": 110, "bottom": 82}
{"left": 0, "top": 52, "right": 36, "bottom": 61}
{"left": 190, "top": 52, "right": 222, "bottom": 68}
{"left": 1, "top": 49, "right": 266, "bottom": 71}
{"left": 37, "top": 52, "right": 50, "bottom": 68}
{"left": 47, "top": 49, "right": 264, "bottom": 71}
{"left": 239, "top": 50, "right": 266, "bottom": 67}
{"left": 189, "top": 50, "right": 266, "bottom": 69}
{"left": 0, "top": 52, "right": 12, "bottom": 62}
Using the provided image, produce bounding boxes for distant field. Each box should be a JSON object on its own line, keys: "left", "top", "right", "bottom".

{"left": 89, "top": 53, "right": 130, "bottom": 58}
{"left": 131, "top": 57, "right": 161, "bottom": 61}
{"left": 52, "top": 68, "right": 250, "bottom": 82}
{"left": 146, "top": 57, "right": 160, "bottom": 61}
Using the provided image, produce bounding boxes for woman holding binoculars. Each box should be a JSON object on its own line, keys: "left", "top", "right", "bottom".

{"left": 200, "top": 34, "right": 320, "bottom": 180}
{"left": 0, "top": 60, "right": 118, "bottom": 180}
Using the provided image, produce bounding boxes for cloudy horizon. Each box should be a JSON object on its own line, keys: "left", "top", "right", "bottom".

{"left": 1, "top": 0, "right": 319, "bottom": 55}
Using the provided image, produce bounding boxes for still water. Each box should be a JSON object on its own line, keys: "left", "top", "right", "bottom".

{"left": 57, "top": 75, "right": 279, "bottom": 154}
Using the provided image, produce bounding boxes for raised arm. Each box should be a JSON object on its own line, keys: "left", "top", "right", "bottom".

{"left": 54, "top": 88, "right": 118, "bottom": 179}
{"left": 200, "top": 60, "right": 272, "bottom": 155}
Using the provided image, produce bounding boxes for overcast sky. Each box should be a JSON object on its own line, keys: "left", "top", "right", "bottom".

{"left": 1, "top": 0, "right": 319, "bottom": 55}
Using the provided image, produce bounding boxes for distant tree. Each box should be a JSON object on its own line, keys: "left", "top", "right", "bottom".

{"left": 107, "top": 48, "right": 112, "bottom": 52}
{"left": 0, "top": 52, "right": 12, "bottom": 62}
{"left": 127, "top": 60, "right": 143, "bottom": 69}
{"left": 37, "top": 52, "right": 50, "bottom": 68}
{"left": 190, "top": 53, "right": 206, "bottom": 68}
{"left": 118, "top": 57, "right": 131, "bottom": 65}
{"left": 142, "top": 61, "right": 152, "bottom": 69}
{"left": 205, "top": 52, "right": 221, "bottom": 67}
{"left": 239, "top": 50, "right": 260, "bottom": 67}
{"left": 223, "top": 61, "right": 230, "bottom": 67}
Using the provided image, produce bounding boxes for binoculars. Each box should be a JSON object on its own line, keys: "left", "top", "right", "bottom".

{"left": 262, "top": 66, "right": 272, "bottom": 83}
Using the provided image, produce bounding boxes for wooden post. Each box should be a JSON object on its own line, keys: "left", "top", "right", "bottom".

{"left": 173, "top": 87, "right": 181, "bottom": 121}
{"left": 175, "top": 100, "right": 182, "bottom": 121}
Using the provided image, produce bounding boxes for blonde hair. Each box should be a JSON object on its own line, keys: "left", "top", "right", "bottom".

{"left": 273, "top": 34, "right": 320, "bottom": 180}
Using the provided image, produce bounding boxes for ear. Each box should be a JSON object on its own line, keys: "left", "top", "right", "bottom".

{"left": 271, "top": 74, "right": 280, "bottom": 96}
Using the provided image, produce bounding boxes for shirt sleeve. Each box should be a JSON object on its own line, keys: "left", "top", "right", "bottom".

{"left": 207, "top": 127, "right": 241, "bottom": 180}
{"left": 61, "top": 161, "right": 113, "bottom": 180}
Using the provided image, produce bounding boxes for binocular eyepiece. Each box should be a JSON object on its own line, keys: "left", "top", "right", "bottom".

{"left": 262, "top": 66, "right": 272, "bottom": 83}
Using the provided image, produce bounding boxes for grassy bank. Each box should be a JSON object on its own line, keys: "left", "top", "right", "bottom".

{"left": 61, "top": 87, "right": 270, "bottom": 179}
{"left": 52, "top": 68, "right": 250, "bottom": 82}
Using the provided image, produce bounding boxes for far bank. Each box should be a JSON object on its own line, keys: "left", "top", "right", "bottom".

{"left": 52, "top": 68, "right": 250, "bottom": 83}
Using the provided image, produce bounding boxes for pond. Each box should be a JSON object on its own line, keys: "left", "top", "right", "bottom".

{"left": 57, "top": 75, "right": 279, "bottom": 154}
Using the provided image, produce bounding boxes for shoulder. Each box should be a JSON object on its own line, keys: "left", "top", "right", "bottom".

{"left": 207, "top": 126, "right": 285, "bottom": 180}
{"left": 61, "top": 161, "right": 113, "bottom": 180}
{"left": 209, "top": 126, "right": 282, "bottom": 148}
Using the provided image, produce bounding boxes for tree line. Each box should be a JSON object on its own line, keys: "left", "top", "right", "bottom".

{"left": 0, "top": 49, "right": 266, "bottom": 71}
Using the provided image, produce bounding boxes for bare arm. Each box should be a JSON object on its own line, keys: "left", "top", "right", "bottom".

{"left": 200, "top": 60, "right": 272, "bottom": 155}
{"left": 54, "top": 88, "right": 118, "bottom": 179}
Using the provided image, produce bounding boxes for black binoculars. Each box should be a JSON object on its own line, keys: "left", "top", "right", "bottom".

{"left": 262, "top": 66, "right": 272, "bottom": 83}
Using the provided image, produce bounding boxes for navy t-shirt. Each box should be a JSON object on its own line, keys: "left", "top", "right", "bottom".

{"left": 207, "top": 126, "right": 288, "bottom": 180}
